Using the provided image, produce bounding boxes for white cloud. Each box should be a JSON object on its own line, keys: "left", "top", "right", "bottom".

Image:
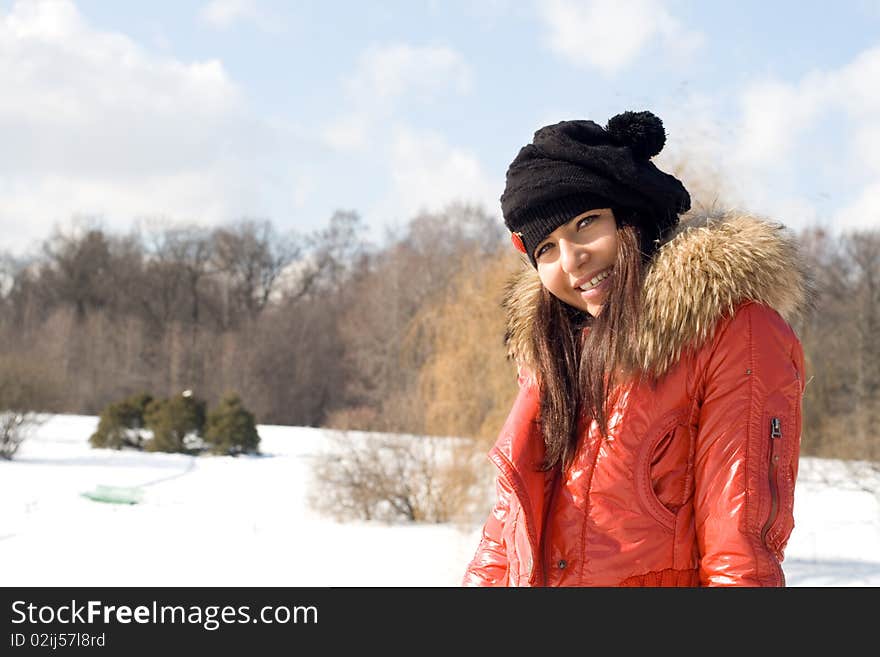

{"left": 733, "top": 81, "right": 819, "bottom": 167}
{"left": 658, "top": 44, "right": 880, "bottom": 234}
{"left": 197, "top": 0, "right": 280, "bottom": 32}
{"left": 2, "top": 170, "right": 236, "bottom": 229}
{"left": 346, "top": 43, "right": 472, "bottom": 107}
{"left": 660, "top": 94, "right": 833, "bottom": 232}
{"left": 836, "top": 45, "right": 880, "bottom": 117}
{"left": 321, "top": 114, "right": 371, "bottom": 151}
{"left": 537, "top": 0, "right": 703, "bottom": 75}
{"left": 836, "top": 182, "right": 880, "bottom": 230}
{"left": 382, "top": 126, "right": 500, "bottom": 222}
{"left": 653, "top": 94, "right": 735, "bottom": 209}
{"left": 0, "top": 0, "right": 297, "bottom": 254}
{"left": 851, "top": 123, "right": 880, "bottom": 176}
{"left": 321, "top": 45, "right": 493, "bottom": 226}
{"left": 322, "top": 42, "right": 473, "bottom": 152}
{"left": 730, "top": 46, "right": 880, "bottom": 231}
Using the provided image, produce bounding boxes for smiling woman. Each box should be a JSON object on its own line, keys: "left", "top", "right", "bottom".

{"left": 532, "top": 208, "right": 618, "bottom": 318}
{"left": 462, "top": 111, "right": 811, "bottom": 587}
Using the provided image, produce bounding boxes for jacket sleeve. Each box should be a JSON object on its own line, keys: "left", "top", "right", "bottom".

{"left": 694, "top": 302, "right": 806, "bottom": 586}
{"left": 461, "top": 473, "right": 512, "bottom": 586}
{"left": 461, "top": 372, "right": 540, "bottom": 586}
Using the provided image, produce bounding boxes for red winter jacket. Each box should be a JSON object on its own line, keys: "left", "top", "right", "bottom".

{"left": 463, "top": 214, "right": 810, "bottom": 587}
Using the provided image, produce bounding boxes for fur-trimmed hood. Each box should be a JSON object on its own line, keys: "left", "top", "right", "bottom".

{"left": 503, "top": 212, "right": 814, "bottom": 378}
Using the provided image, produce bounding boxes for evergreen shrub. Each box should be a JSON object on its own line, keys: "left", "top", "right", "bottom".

{"left": 203, "top": 394, "right": 260, "bottom": 455}
{"left": 89, "top": 392, "right": 154, "bottom": 449}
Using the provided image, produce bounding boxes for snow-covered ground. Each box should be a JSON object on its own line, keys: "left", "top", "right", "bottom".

{"left": 2, "top": 414, "right": 879, "bottom": 587}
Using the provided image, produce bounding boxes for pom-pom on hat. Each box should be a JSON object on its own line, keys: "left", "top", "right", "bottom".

{"left": 500, "top": 110, "right": 691, "bottom": 266}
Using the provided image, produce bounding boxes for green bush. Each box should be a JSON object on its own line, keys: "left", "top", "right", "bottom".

{"left": 203, "top": 394, "right": 260, "bottom": 456}
{"left": 144, "top": 391, "right": 206, "bottom": 453}
{"left": 89, "top": 392, "right": 153, "bottom": 449}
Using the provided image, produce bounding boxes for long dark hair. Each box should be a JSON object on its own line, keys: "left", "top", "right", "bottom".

{"left": 531, "top": 211, "right": 653, "bottom": 471}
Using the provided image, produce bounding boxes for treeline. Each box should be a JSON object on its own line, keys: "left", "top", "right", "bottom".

{"left": 0, "top": 203, "right": 520, "bottom": 446}
{"left": 0, "top": 204, "right": 878, "bottom": 462}
{"left": 797, "top": 226, "right": 880, "bottom": 463}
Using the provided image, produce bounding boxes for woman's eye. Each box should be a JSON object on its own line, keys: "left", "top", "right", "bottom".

{"left": 577, "top": 215, "right": 597, "bottom": 229}
{"left": 535, "top": 243, "right": 552, "bottom": 259}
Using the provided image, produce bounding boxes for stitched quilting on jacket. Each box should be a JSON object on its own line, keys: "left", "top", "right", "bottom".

{"left": 462, "top": 213, "right": 813, "bottom": 587}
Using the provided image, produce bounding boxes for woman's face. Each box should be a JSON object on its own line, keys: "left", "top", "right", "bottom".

{"left": 534, "top": 208, "right": 619, "bottom": 317}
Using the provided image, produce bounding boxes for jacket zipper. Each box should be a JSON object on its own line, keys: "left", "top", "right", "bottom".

{"left": 761, "top": 417, "right": 781, "bottom": 543}
{"left": 761, "top": 416, "right": 785, "bottom": 584}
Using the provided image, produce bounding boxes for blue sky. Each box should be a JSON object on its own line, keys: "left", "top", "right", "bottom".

{"left": 2, "top": 0, "right": 879, "bottom": 255}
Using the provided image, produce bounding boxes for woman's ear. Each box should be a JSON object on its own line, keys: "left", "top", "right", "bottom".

{"left": 516, "top": 362, "right": 537, "bottom": 388}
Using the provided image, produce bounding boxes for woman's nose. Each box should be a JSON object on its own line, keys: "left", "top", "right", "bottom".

{"left": 558, "top": 239, "right": 585, "bottom": 273}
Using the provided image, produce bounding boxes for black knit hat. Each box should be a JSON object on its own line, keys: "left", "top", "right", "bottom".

{"left": 500, "top": 111, "right": 691, "bottom": 266}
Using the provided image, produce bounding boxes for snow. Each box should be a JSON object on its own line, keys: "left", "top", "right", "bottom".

{"left": 2, "top": 414, "right": 879, "bottom": 587}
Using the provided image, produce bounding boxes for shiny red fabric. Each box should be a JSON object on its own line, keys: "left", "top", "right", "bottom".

{"left": 462, "top": 301, "right": 805, "bottom": 587}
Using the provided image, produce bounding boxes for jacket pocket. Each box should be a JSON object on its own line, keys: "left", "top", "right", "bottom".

{"left": 635, "top": 410, "right": 689, "bottom": 531}
{"left": 759, "top": 378, "right": 802, "bottom": 560}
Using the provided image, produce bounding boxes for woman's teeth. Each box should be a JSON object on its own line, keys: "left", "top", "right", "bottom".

{"left": 579, "top": 269, "right": 611, "bottom": 291}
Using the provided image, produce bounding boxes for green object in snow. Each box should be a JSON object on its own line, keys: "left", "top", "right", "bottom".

{"left": 81, "top": 485, "right": 144, "bottom": 505}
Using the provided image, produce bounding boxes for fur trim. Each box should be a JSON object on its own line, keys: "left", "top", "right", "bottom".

{"left": 503, "top": 212, "right": 814, "bottom": 378}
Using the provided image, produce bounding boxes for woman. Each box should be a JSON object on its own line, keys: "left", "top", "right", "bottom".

{"left": 462, "top": 111, "right": 811, "bottom": 587}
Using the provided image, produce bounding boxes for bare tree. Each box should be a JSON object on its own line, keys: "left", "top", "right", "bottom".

{"left": 38, "top": 225, "right": 115, "bottom": 320}
{"left": 0, "top": 412, "right": 37, "bottom": 460}
{"left": 307, "top": 430, "right": 484, "bottom": 523}
{"left": 335, "top": 203, "right": 503, "bottom": 430}
{"left": 147, "top": 226, "right": 215, "bottom": 326}
{"left": 211, "top": 219, "right": 300, "bottom": 327}
{"left": 278, "top": 209, "right": 369, "bottom": 304}
{"left": 143, "top": 225, "right": 218, "bottom": 391}
{"left": 0, "top": 356, "right": 55, "bottom": 459}
{"left": 844, "top": 230, "right": 880, "bottom": 473}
